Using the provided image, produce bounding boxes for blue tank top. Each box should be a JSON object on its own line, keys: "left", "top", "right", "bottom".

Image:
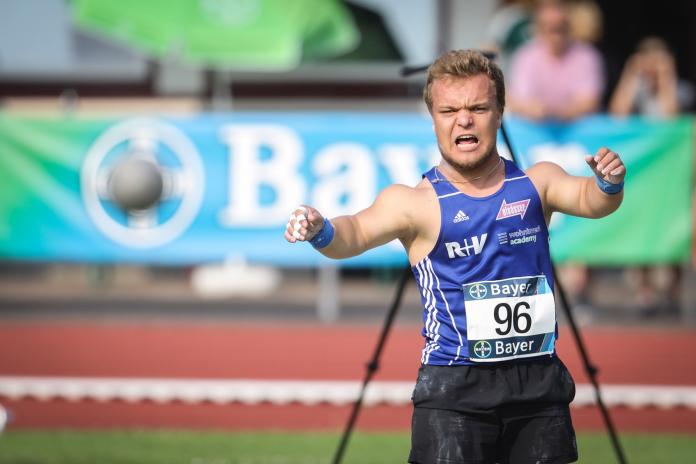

{"left": 412, "top": 158, "right": 557, "bottom": 366}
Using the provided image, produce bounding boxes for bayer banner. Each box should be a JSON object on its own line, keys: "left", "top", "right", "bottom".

{"left": 0, "top": 113, "right": 691, "bottom": 265}
{"left": 0, "top": 114, "right": 437, "bottom": 266}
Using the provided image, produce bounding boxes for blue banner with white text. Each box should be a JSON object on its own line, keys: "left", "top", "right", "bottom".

{"left": 0, "top": 113, "right": 691, "bottom": 265}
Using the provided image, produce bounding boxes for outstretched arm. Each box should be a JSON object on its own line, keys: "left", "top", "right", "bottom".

{"left": 284, "top": 184, "right": 416, "bottom": 259}
{"left": 529, "top": 147, "right": 625, "bottom": 220}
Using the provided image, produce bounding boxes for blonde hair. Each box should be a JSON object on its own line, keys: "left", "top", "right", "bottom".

{"left": 423, "top": 49, "right": 506, "bottom": 113}
{"left": 569, "top": 1, "right": 603, "bottom": 44}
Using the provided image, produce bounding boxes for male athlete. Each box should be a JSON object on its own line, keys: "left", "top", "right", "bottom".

{"left": 284, "top": 50, "right": 625, "bottom": 464}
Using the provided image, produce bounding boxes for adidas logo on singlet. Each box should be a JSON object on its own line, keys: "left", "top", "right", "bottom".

{"left": 453, "top": 210, "right": 469, "bottom": 223}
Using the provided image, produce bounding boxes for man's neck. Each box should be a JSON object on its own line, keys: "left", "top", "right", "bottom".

{"left": 438, "top": 153, "right": 504, "bottom": 190}
{"left": 547, "top": 41, "right": 571, "bottom": 58}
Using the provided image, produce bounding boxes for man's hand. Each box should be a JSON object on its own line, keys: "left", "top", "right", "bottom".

{"left": 585, "top": 147, "right": 626, "bottom": 186}
{"left": 284, "top": 205, "right": 326, "bottom": 243}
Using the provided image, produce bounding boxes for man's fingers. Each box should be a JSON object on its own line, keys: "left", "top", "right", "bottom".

{"left": 610, "top": 165, "right": 626, "bottom": 177}
{"left": 591, "top": 148, "right": 625, "bottom": 177}
{"left": 601, "top": 158, "right": 622, "bottom": 176}
{"left": 585, "top": 154, "right": 604, "bottom": 178}
{"left": 291, "top": 226, "right": 305, "bottom": 241}
{"left": 302, "top": 206, "right": 325, "bottom": 235}
{"left": 307, "top": 208, "right": 323, "bottom": 228}
{"left": 593, "top": 147, "right": 610, "bottom": 163}
{"left": 290, "top": 219, "right": 306, "bottom": 240}
{"left": 585, "top": 154, "right": 597, "bottom": 169}
{"left": 287, "top": 205, "right": 321, "bottom": 243}
{"left": 286, "top": 213, "right": 304, "bottom": 242}
{"left": 597, "top": 156, "right": 618, "bottom": 175}
{"left": 294, "top": 214, "right": 307, "bottom": 228}
{"left": 595, "top": 151, "right": 616, "bottom": 171}
{"left": 284, "top": 225, "right": 297, "bottom": 243}
{"left": 291, "top": 206, "right": 309, "bottom": 224}
{"left": 607, "top": 163, "right": 626, "bottom": 183}
{"left": 587, "top": 149, "right": 626, "bottom": 185}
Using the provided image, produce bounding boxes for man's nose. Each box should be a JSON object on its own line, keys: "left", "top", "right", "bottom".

{"left": 456, "top": 110, "right": 473, "bottom": 127}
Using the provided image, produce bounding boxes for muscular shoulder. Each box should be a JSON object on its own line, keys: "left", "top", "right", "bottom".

{"left": 376, "top": 180, "right": 436, "bottom": 218}
{"left": 372, "top": 179, "right": 438, "bottom": 241}
{"left": 413, "top": 178, "right": 440, "bottom": 211}
{"left": 379, "top": 178, "right": 435, "bottom": 199}
{"left": 376, "top": 182, "right": 421, "bottom": 205}
{"left": 525, "top": 161, "right": 565, "bottom": 180}
{"left": 524, "top": 161, "right": 566, "bottom": 210}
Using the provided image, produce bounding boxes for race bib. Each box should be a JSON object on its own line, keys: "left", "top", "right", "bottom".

{"left": 463, "top": 275, "right": 556, "bottom": 362}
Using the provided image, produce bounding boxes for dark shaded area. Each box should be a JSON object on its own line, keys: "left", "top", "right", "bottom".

{"left": 596, "top": 0, "right": 696, "bottom": 111}
{"left": 326, "top": 1, "right": 404, "bottom": 62}
{"left": 202, "top": 80, "right": 424, "bottom": 100}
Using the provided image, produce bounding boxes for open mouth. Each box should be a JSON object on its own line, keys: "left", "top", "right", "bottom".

{"left": 455, "top": 134, "right": 479, "bottom": 147}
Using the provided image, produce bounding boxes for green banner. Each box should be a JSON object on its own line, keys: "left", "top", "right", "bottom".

{"left": 507, "top": 116, "right": 693, "bottom": 264}
{"left": 72, "top": 0, "right": 359, "bottom": 69}
{"left": 0, "top": 117, "right": 110, "bottom": 260}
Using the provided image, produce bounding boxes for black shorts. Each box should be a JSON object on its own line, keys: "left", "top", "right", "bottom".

{"left": 408, "top": 356, "right": 578, "bottom": 464}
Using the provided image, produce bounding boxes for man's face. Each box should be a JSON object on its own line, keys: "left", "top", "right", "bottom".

{"left": 537, "top": 5, "right": 571, "bottom": 55}
{"left": 430, "top": 74, "right": 502, "bottom": 172}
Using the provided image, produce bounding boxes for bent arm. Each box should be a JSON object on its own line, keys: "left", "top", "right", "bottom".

{"left": 547, "top": 170, "right": 623, "bottom": 218}
{"left": 321, "top": 185, "right": 414, "bottom": 259}
{"left": 531, "top": 148, "right": 625, "bottom": 219}
{"left": 285, "top": 184, "right": 415, "bottom": 259}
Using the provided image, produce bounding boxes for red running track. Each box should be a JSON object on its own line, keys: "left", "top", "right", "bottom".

{"left": 1, "top": 322, "right": 695, "bottom": 432}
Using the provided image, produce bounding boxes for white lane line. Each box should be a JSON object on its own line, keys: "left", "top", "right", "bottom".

{"left": 0, "top": 377, "right": 695, "bottom": 409}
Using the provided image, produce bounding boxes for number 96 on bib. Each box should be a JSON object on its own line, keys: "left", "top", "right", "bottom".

{"left": 463, "top": 276, "right": 556, "bottom": 362}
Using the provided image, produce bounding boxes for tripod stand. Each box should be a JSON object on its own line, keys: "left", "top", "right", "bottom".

{"left": 332, "top": 63, "right": 628, "bottom": 464}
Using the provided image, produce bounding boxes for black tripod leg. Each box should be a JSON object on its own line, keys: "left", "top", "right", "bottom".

{"left": 552, "top": 263, "right": 628, "bottom": 464}
{"left": 332, "top": 265, "right": 412, "bottom": 464}
{"left": 502, "top": 120, "right": 628, "bottom": 464}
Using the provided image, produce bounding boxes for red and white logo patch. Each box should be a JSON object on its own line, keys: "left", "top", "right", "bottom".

{"left": 496, "top": 199, "right": 530, "bottom": 221}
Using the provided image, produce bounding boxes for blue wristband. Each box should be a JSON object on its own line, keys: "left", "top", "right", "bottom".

{"left": 595, "top": 176, "right": 624, "bottom": 195}
{"left": 309, "top": 218, "right": 335, "bottom": 249}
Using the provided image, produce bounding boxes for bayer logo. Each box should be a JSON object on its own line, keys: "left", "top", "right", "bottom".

{"left": 473, "top": 340, "right": 492, "bottom": 358}
{"left": 81, "top": 118, "right": 205, "bottom": 248}
{"left": 468, "top": 283, "right": 488, "bottom": 300}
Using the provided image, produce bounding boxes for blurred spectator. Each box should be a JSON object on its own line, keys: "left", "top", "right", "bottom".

{"left": 507, "top": 0, "right": 604, "bottom": 121}
{"left": 483, "top": 0, "right": 536, "bottom": 73}
{"left": 609, "top": 37, "right": 691, "bottom": 316}
{"left": 609, "top": 37, "right": 693, "bottom": 117}
{"left": 507, "top": 0, "right": 605, "bottom": 310}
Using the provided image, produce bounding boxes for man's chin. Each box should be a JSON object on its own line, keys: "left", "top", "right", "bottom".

{"left": 445, "top": 150, "right": 490, "bottom": 171}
